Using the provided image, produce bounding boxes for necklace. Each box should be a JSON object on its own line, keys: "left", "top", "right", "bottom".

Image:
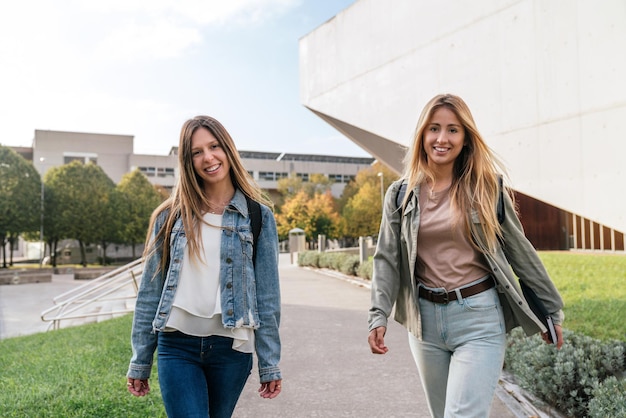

{"left": 206, "top": 199, "right": 231, "bottom": 214}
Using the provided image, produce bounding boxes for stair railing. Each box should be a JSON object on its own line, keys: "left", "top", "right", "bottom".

{"left": 41, "top": 259, "right": 143, "bottom": 331}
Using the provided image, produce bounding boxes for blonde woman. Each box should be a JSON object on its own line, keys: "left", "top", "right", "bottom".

{"left": 127, "top": 116, "right": 282, "bottom": 418}
{"left": 368, "top": 94, "right": 563, "bottom": 417}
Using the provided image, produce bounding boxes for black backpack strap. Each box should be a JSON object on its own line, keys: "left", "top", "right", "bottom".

{"left": 395, "top": 181, "right": 414, "bottom": 215}
{"left": 496, "top": 175, "right": 505, "bottom": 224}
{"left": 245, "top": 196, "right": 262, "bottom": 266}
{"left": 395, "top": 182, "right": 407, "bottom": 209}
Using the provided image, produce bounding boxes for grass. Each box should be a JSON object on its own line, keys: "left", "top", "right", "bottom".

{"left": 538, "top": 252, "right": 626, "bottom": 341}
{"left": 0, "top": 315, "right": 165, "bottom": 418}
{"left": 0, "top": 251, "right": 623, "bottom": 416}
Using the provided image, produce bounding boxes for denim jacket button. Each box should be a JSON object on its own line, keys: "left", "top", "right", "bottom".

{"left": 227, "top": 309, "right": 233, "bottom": 315}
{"left": 226, "top": 257, "right": 233, "bottom": 264}
{"left": 226, "top": 282, "right": 233, "bottom": 289}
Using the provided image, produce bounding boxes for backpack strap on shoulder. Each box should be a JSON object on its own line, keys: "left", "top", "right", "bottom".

{"left": 496, "top": 175, "right": 505, "bottom": 225}
{"left": 245, "top": 196, "right": 262, "bottom": 266}
{"left": 395, "top": 181, "right": 414, "bottom": 215}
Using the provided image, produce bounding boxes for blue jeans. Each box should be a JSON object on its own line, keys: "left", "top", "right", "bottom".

{"left": 408, "top": 283, "right": 506, "bottom": 418}
{"left": 157, "top": 332, "right": 252, "bottom": 418}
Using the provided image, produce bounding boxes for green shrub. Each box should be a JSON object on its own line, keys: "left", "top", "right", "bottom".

{"left": 338, "top": 255, "right": 360, "bottom": 276}
{"left": 588, "top": 376, "right": 626, "bottom": 418}
{"left": 357, "top": 258, "right": 373, "bottom": 280}
{"left": 298, "top": 251, "right": 320, "bottom": 267}
{"left": 505, "top": 328, "right": 626, "bottom": 417}
{"left": 318, "top": 252, "right": 343, "bottom": 270}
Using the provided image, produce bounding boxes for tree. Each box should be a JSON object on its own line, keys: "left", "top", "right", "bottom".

{"left": 46, "top": 161, "right": 116, "bottom": 266}
{"left": 117, "top": 169, "right": 162, "bottom": 258}
{"left": 275, "top": 190, "right": 341, "bottom": 242}
{"left": 341, "top": 163, "right": 399, "bottom": 238}
{"left": 0, "top": 146, "right": 40, "bottom": 267}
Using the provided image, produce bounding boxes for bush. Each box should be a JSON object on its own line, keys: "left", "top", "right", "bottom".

{"left": 505, "top": 328, "right": 626, "bottom": 417}
{"left": 588, "top": 376, "right": 626, "bottom": 418}
{"left": 298, "top": 251, "right": 364, "bottom": 277}
{"left": 357, "top": 257, "right": 373, "bottom": 280}
{"left": 298, "top": 251, "right": 320, "bottom": 267}
{"left": 318, "top": 252, "right": 344, "bottom": 270}
{"left": 338, "top": 255, "right": 360, "bottom": 276}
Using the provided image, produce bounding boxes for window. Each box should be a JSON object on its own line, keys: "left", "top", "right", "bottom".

{"left": 157, "top": 167, "right": 175, "bottom": 177}
{"left": 296, "top": 173, "right": 309, "bottom": 182}
{"left": 139, "top": 167, "right": 156, "bottom": 177}
{"left": 63, "top": 153, "right": 97, "bottom": 165}
{"left": 328, "top": 174, "right": 343, "bottom": 183}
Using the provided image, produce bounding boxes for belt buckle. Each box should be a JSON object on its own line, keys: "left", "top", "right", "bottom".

{"left": 441, "top": 291, "right": 449, "bottom": 304}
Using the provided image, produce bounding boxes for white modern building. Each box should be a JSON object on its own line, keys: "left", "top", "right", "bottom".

{"left": 300, "top": 0, "right": 626, "bottom": 251}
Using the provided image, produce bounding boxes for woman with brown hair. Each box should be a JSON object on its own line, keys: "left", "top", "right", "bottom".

{"left": 127, "top": 116, "right": 282, "bottom": 417}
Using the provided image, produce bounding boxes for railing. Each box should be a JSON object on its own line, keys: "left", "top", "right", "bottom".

{"left": 41, "top": 259, "right": 143, "bottom": 331}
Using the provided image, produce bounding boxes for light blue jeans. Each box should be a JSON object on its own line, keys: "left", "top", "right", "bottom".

{"left": 408, "top": 281, "right": 506, "bottom": 418}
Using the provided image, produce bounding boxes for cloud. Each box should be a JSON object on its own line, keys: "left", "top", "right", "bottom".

{"left": 84, "top": 0, "right": 301, "bottom": 61}
{"left": 81, "top": 0, "right": 300, "bottom": 26}
{"left": 92, "top": 20, "right": 202, "bottom": 61}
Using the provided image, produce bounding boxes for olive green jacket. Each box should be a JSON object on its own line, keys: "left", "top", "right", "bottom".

{"left": 368, "top": 179, "right": 564, "bottom": 339}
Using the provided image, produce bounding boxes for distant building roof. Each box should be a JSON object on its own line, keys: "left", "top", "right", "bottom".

{"left": 170, "top": 147, "right": 374, "bottom": 165}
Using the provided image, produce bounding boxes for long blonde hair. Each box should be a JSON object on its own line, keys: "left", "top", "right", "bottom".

{"left": 403, "top": 94, "right": 509, "bottom": 252}
{"left": 144, "top": 115, "right": 273, "bottom": 275}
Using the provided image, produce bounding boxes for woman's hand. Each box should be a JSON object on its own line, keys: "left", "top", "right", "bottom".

{"left": 259, "top": 379, "right": 282, "bottom": 399}
{"left": 127, "top": 378, "right": 150, "bottom": 397}
{"left": 368, "top": 326, "right": 388, "bottom": 354}
{"left": 542, "top": 324, "right": 564, "bottom": 349}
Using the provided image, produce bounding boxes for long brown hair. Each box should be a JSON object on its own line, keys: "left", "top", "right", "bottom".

{"left": 144, "top": 116, "right": 273, "bottom": 276}
{"left": 403, "top": 94, "right": 510, "bottom": 252}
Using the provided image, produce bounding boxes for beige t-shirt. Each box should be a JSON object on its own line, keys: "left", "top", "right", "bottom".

{"left": 416, "top": 185, "right": 490, "bottom": 290}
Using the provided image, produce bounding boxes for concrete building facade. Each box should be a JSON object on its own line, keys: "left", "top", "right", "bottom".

{"left": 7, "top": 130, "right": 374, "bottom": 262}
{"left": 299, "top": 0, "right": 626, "bottom": 251}
{"left": 25, "top": 130, "right": 373, "bottom": 196}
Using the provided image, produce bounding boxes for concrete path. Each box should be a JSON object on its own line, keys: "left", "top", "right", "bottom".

{"left": 234, "top": 254, "right": 518, "bottom": 417}
{"left": 0, "top": 273, "right": 85, "bottom": 339}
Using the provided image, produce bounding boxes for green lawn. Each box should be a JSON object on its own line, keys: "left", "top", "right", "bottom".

{"left": 539, "top": 252, "right": 626, "bottom": 341}
{"left": 0, "top": 315, "right": 166, "bottom": 418}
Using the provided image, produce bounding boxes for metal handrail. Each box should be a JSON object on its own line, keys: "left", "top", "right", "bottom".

{"left": 50, "top": 259, "right": 143, "bottom": 305}
{"left": 41, "top": 258, "right": 144, "bottom": 331}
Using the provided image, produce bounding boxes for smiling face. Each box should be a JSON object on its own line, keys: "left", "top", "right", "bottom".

{"left": 190, "top": 127, "right": 232, "bottom": 191}
{"left": 422, "top": 106, "right": 466, "bottom": 176}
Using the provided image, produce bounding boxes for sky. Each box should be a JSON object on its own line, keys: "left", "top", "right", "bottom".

{"left": 0, "top": 0, "right": 367, "bottom": 157}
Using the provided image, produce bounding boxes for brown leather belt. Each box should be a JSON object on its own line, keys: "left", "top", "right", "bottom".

{"left": 418, "top": 277, "right": 495, "bottom": 304}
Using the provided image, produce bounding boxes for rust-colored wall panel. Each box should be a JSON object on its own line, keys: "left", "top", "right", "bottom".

{"left": 616, "top": 231, "right": 625, "bottom": 251}
{"left": 514, "top": 192, "right": 567, "bottom": 250}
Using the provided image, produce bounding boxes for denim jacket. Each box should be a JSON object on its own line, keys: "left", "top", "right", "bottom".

{"left": 369, "top": 179, "right": 564, "bottom": 340}
{"left": 127, "top": 189, "right": 281, "bottom": 383}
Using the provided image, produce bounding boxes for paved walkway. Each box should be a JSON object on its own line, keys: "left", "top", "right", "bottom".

{"left": 0, "top": 254, "right": 520, "bottom": 417}
{"left": 234, "top": 254, "right": 518, "bottom": 417}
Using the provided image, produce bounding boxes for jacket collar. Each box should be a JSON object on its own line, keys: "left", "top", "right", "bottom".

{"left": 228, "top": 188, "right": 249, "bottom": 217}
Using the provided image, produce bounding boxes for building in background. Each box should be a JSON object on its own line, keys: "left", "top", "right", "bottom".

{"left": 8, "top": 129, "right": 374, "bottom": 262}
{"left": 299, "top": 0, "right": 626, "bottom": 251}
{"left": 22, "top": 130, "right": 373, "bottom": 196}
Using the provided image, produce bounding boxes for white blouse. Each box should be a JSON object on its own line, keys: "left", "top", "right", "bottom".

{"left": 165, "top": 213, "right": 254, "bottom": 353}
